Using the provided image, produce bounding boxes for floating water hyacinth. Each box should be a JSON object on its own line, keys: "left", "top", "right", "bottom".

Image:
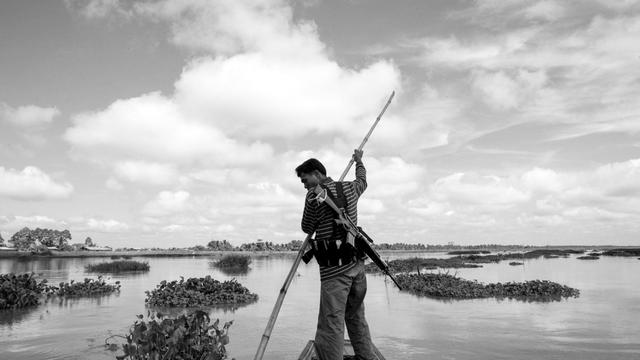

{"left": 364, "top": 257, "right": 483, "bottom": 274}
{"left": 0, "top": 273, "right": 51, "bottom": 309}
{"left": 210, "top": 254, "right": 251, "bottom": 275}
{"left": 106, "top": 310, "right": 233, "bottom": 360}
{"left": 52, "top": 276, "right": 121, "bottom": 297}
{"left": 395, "top": 273, "right": 580, "bottom": 302}
{"left": 577, "top": 255, "right": 599, "bottom": 260}
{"left": 1, "top": 273, "right": 120, "bottom": 309}
{"left": 86, "top": 260, "right": 150, "bottom": 273}
{"left": 145, "top": 276, "right": 257, "bottom": 307}
{"left": 600, "top": 248, "right": 640, "bottom": 257}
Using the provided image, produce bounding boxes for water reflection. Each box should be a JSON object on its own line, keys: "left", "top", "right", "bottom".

{"left": 0, "top": 307, "right": 39, "bottom": 326}
{"left": 147, "top": 302, "right": 252, "bottom": 317}
{"left": 2, "top": 257, "right": 70, "bottom": 274}
{"left": 43, "top": 293, "right": 121, "bottom": 308}
{"left": 0, "top": 292, "right": 121, "bottom": 326}
{"left": 86, "top": 271, "right": 150, "bottom": 280}
{"left": 214, "top": 267, "right": 251, "bottom": 276}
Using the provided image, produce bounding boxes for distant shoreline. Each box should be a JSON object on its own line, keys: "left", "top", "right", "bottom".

{"left": 1, "top": 245, "right": 637, "bottom": 259}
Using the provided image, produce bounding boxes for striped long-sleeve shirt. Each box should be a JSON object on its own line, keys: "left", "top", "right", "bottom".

{"left": 301, "top": 162, "right": 367, "bottom": 281}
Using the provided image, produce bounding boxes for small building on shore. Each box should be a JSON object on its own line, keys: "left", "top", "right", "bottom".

{"left": 84, "top": 246, "right": 113, "bottom": 252}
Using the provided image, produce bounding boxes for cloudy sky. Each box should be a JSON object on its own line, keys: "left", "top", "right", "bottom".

{"left": 1, "top": 0, "right": 639, "bottom": 247}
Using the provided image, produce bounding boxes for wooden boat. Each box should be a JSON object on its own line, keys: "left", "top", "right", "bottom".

{"left": 298, "top": 339, "right": 386, "bottom": 360}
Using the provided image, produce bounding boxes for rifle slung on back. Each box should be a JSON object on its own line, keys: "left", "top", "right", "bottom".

{"left": 312, "top": 186, "right": 402, "bottom": 290}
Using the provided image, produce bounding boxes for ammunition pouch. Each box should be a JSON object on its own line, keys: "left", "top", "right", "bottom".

{"left": 302, "top": 236, "right": 367, "bottom": 266}
{"left": 314, "top": 239, "right": 358, "bottom": 267}
{"left": 302, "top": 249, "right": 315, "bottom": 264}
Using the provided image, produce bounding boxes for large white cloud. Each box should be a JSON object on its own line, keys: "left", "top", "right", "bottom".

{"left": 0, "top": 166, "right": 73, "bottom": 200}
{"left": 175, "top": 55, "right": 398, "bottom": 139}
{"left": 65, "top": 92, "right": 274, "bottom": 165}
{"left": 64, "top": 58, "right": 398, "bottom": 160}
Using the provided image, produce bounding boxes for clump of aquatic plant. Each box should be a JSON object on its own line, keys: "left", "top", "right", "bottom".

{"left": 145, "top": 276, "right": 258, "bottom": 307}
{"left": 1, "top": 273, "right": 121, "bottom": 309}
{"left": 365, "top": 257, "right": 482, "bottom": 274}
{"left": 51, "top": 276, "right": 121, "bottom": 296}
{"left": 577, "top": 255, "right": 599, "bottom": 260}
{"left": 86, "top": 260, "right": 150, "bottom": 273}
{"left": 106, "top": 310, "right": 233, "bottom": 360}
{"left": 447, "top": 250, "right": 490, "bottom": 255}
{"left": 601, "top": 248, "right": 640, "bottom": 257}
{"left": 396, "top": 273, "right": 580, "bottom": 301}
{"left": 0, "top": 273, "right": 52, "bottom": 309}
{"left": 211, "top": 254, "right": 251, "bottom": 272}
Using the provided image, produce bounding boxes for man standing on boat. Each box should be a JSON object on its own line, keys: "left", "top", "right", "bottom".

{"left": 296, "top": 149, "right": 377, "bottom": 360}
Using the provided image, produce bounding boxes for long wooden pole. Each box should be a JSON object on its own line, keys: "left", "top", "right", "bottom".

{"left": 339, "top": 91, "right": 395, "bottom": 181}
{"left": 253, "top": 90, "right": 395, "bottom": 360}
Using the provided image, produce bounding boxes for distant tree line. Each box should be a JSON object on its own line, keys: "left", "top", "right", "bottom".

{"left": 205, "top": 239, "right": 304, "bottom": 252}
{"left": 9, "top": 227, "right": 72, "bottom": 251}
{"left": 202, "top": 240, "right": 522, "bottom": 252}
{"left": 373, "top": 243, "right": 528, "bottom": 251}
{"left": 2, "top": 228, "right": 105, "bottom": 252}
{"left": 373, "top": 243, "right": 428, "bottom": 250}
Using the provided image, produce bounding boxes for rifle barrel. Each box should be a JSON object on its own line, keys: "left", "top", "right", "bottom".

{"left": 386, "top": 270, "right": 403, "bottom": 290}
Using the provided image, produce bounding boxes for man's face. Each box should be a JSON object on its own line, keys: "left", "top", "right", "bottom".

{"left": 298, "top": 171, "right": 321, "bottom": 190}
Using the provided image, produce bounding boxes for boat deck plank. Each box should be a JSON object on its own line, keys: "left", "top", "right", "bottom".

{"left": 298, "top": 340, "right": 386, "bottom": 360}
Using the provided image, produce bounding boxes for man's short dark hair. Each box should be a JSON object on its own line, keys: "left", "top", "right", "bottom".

{"left": 295, "top": 158, "right": 326, "bottom": 176}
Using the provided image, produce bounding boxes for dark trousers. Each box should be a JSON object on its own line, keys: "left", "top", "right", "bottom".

{"left": 315, "top": 260, "right": 376, "bottom": 360}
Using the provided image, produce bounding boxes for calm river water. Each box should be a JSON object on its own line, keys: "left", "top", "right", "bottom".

{"left": 1, "top": 252, "right": 639, "bottom": 360}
